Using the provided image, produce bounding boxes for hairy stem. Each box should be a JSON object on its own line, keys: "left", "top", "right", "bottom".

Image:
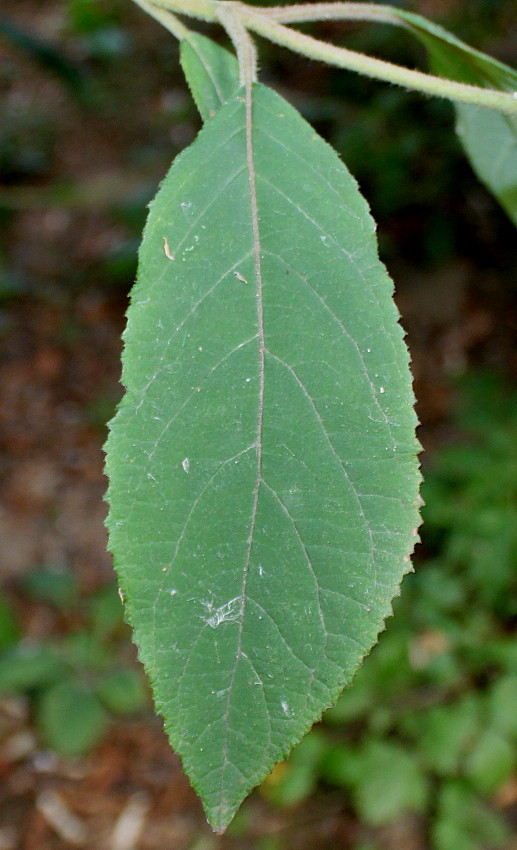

{"left": 146, "top": 0, "right": 218, "bottom": 22}
{"left": 217, "top": 2, "right": 258, "bottom": 85}
{"left": 239, "top": 8, "right": 517, "bottom": 114}
{"left": 136, "top": 0, "right": 517, "bottom": 115}
{"left": 263, "top": 2, "right": 406, "bottom": 26}
{"left": 132, "top": 0, "right": 193, "bottom": 39}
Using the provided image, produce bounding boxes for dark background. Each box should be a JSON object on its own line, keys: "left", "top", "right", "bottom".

{"left": 0, "top": 1, "right": 516, "bottom": 848}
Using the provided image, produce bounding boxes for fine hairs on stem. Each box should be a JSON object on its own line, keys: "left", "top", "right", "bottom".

{"left": 217, "top": 2, "right": 258, "bottom": 86}
{"left": 145, "top": 0, "right": 517, "bottom": 116}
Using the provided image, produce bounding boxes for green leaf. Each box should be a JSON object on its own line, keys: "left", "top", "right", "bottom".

{"left": 37, "top": 678, "right": 109, "bottom": 757}
{"left": 353, "top": 740, "right": 428, "bottom": 825}
{"left": 320, "top": 742, "right": 362, "bottom": 788}
{"left": 180, "top": 32, "right": 240, "bottom": 122}
{"left": 416, "top": 695, "right": 481, "bottom": 775}
{"left": 465, "top": 727, "right": 515, "bottom": 794}
{"left": 433, "top": 781, "right": 510, "bottom": 850}
{"left": 393, "top": 10, "right": 517, "bottom": 226}
{"left": 61, "top": 631, "right": 110, "bottom": 670}
{"left": 96, "top": 668, "right": 148, "bottom": 714}
{"left": 105, "top": 82, "right": 420, "bottom": 831}
{"left": 21, "top": 568, "right": 77, "bottom": 609}
{"left": 0, "top": 644, "right": 68, "bottom": 692}
{"left": 487, "top": 675, "right": 517, "bottom": 739}
{"left": 89, "top": 583, "right": 123, "bottom": 636}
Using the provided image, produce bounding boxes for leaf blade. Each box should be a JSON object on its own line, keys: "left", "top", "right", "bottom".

{"left": 105, "top": 83, "right": 420, "bottom": 831}
{"left": 180, "top": 32, "right": 240, "bottom": 122}
{"left": 393, "top": 9, "right": 517, "bottom": 226}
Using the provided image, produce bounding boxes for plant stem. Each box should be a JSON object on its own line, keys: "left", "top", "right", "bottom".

{"left": 138, "top": 0, "right": 517, "bottom": 115}
{"left": 217, "top": 3, "right": 258, "bottom": 85}
{"left": 132, "top": 0, "right": 192, "bottom": 39}
{"left": 149, "top": 0, "right": 218, "bottom": 23}
{"left": 239, "top": 8, "right": 517, "bottom": 114}
{"left": 264, "top": 2, "right": 405, "bottom": 27}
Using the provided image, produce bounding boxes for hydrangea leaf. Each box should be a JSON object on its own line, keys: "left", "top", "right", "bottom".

{"left": 105, "top": 82, "right": 420, "bottom": 832}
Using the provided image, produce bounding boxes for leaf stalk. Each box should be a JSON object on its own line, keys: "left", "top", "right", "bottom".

{"left": 136, "top": 0, "right": 517, "bottom": 116}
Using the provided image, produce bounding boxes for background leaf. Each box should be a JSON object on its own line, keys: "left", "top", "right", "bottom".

{"left": 180, "top": 32, "right": 240, "bottom": 122}
{"left": 0, "top": 644, "right": 67, "bottom": 692}
{"left": 353, "top": 740, "right": 429, "bottom": 825}
{"left": 105, "top": 82, "right": 420, "bottom": 831}
{"left": 393, "top": 9, "right": 517, "bottom": 226}
{"left": 96, "top": 668, "right": 148, "bottom": 714}
{"left": 37, "top": 678, "right": 109, "bottom": 757}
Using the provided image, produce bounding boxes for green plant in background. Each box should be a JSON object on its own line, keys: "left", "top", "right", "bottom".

{"left": 66, "top": 0, "right": 132, "bottom": 60}
{"left": 101, "top": 0, "right": 517, "bottom": 833}
{"left": 262, "top": 374, "right": 517, "bottom": 849}
{"left": 0, "top": 574, "right": 147, "bottom": 757}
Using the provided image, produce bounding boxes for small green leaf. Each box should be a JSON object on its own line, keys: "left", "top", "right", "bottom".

{"left": 21, "top": 568, "right": 77, "bottom": 609}
{"left": 353, "top": 740, "right": 428, "bottom": 825}
{"left": 320, "top": 742, "right": 362, "bottom": 788}
{"left": 416, "top": 696, "right": 481, "bottom": 775}
{"left": 62, "top": 631, "right": 109, "bottom": 669}
{"left": 106, "top": 82, "right": 420, "bottom": 830}
{"left": 465, "top": 727, "right": 515, "bottom": 794}
{"left": 37, "top": 678, "right": 109, "bottom": 757}
{"left": 180, "top": 33, "right": 240, "bottom": 122}
{"left": 433, "top": 781, "right": 510, "bottom": 850}
{"left": 89, "top": 583, "right": 123, "bottom": 636}
{"left": 393, "top": 9, "right": 517, "bottom": 226}
{"left": 0, "top": 644, "right": 67, "bottom": 692}
{"left": 487, "top": 675, "right": 517, "bottom": 739}
{"left": 96, "top": 668, "right": 148, "bottom": 714}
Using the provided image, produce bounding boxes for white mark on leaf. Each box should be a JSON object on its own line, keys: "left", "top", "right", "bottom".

{"left": 182, "top": 458, "right": 190, "bottom": 473}
{"left": 163, "top": 236, "right": 175, "bottom": 261}
{"left": 201, "top": 597, "right": 241, "bottom": 629}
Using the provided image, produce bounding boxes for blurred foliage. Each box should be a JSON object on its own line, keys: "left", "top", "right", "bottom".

{"left": 0, "top": 575, "right": 148, "bottom": 758}
{"left": 0, "top": 105, "right": 56, "bottom": 184}
{"left": 64, "top": 0, "right": 132, "bottom": 61}
{"left": 0, "top": 0, "right": 516, "bottom": 844}
{"left": 0, "top": 12, "right": 91, "bottom": 100}
{"left": 1, "top": 0, "right": 516, "bottom": 299}
{"left": 260, "top": 373, "right": 517, "bottom": 849}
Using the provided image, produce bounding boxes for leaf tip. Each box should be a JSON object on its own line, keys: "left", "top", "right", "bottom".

{"left": 205, "top": 800, "right": 241, "bottom": 835}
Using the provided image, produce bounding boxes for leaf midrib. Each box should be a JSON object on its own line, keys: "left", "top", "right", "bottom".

{"left": 218, "top": 81, "right": 266, "bottom": 811}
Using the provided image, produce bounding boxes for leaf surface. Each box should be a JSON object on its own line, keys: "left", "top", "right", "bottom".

{"left": 105, "top": 82, "right": 420, "bottom": 831}
{"left": 180, "top": 32, "right": 240, "bottom": 121}
{"left": 394, "top": 9, "right": 517, "bottom": 226}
